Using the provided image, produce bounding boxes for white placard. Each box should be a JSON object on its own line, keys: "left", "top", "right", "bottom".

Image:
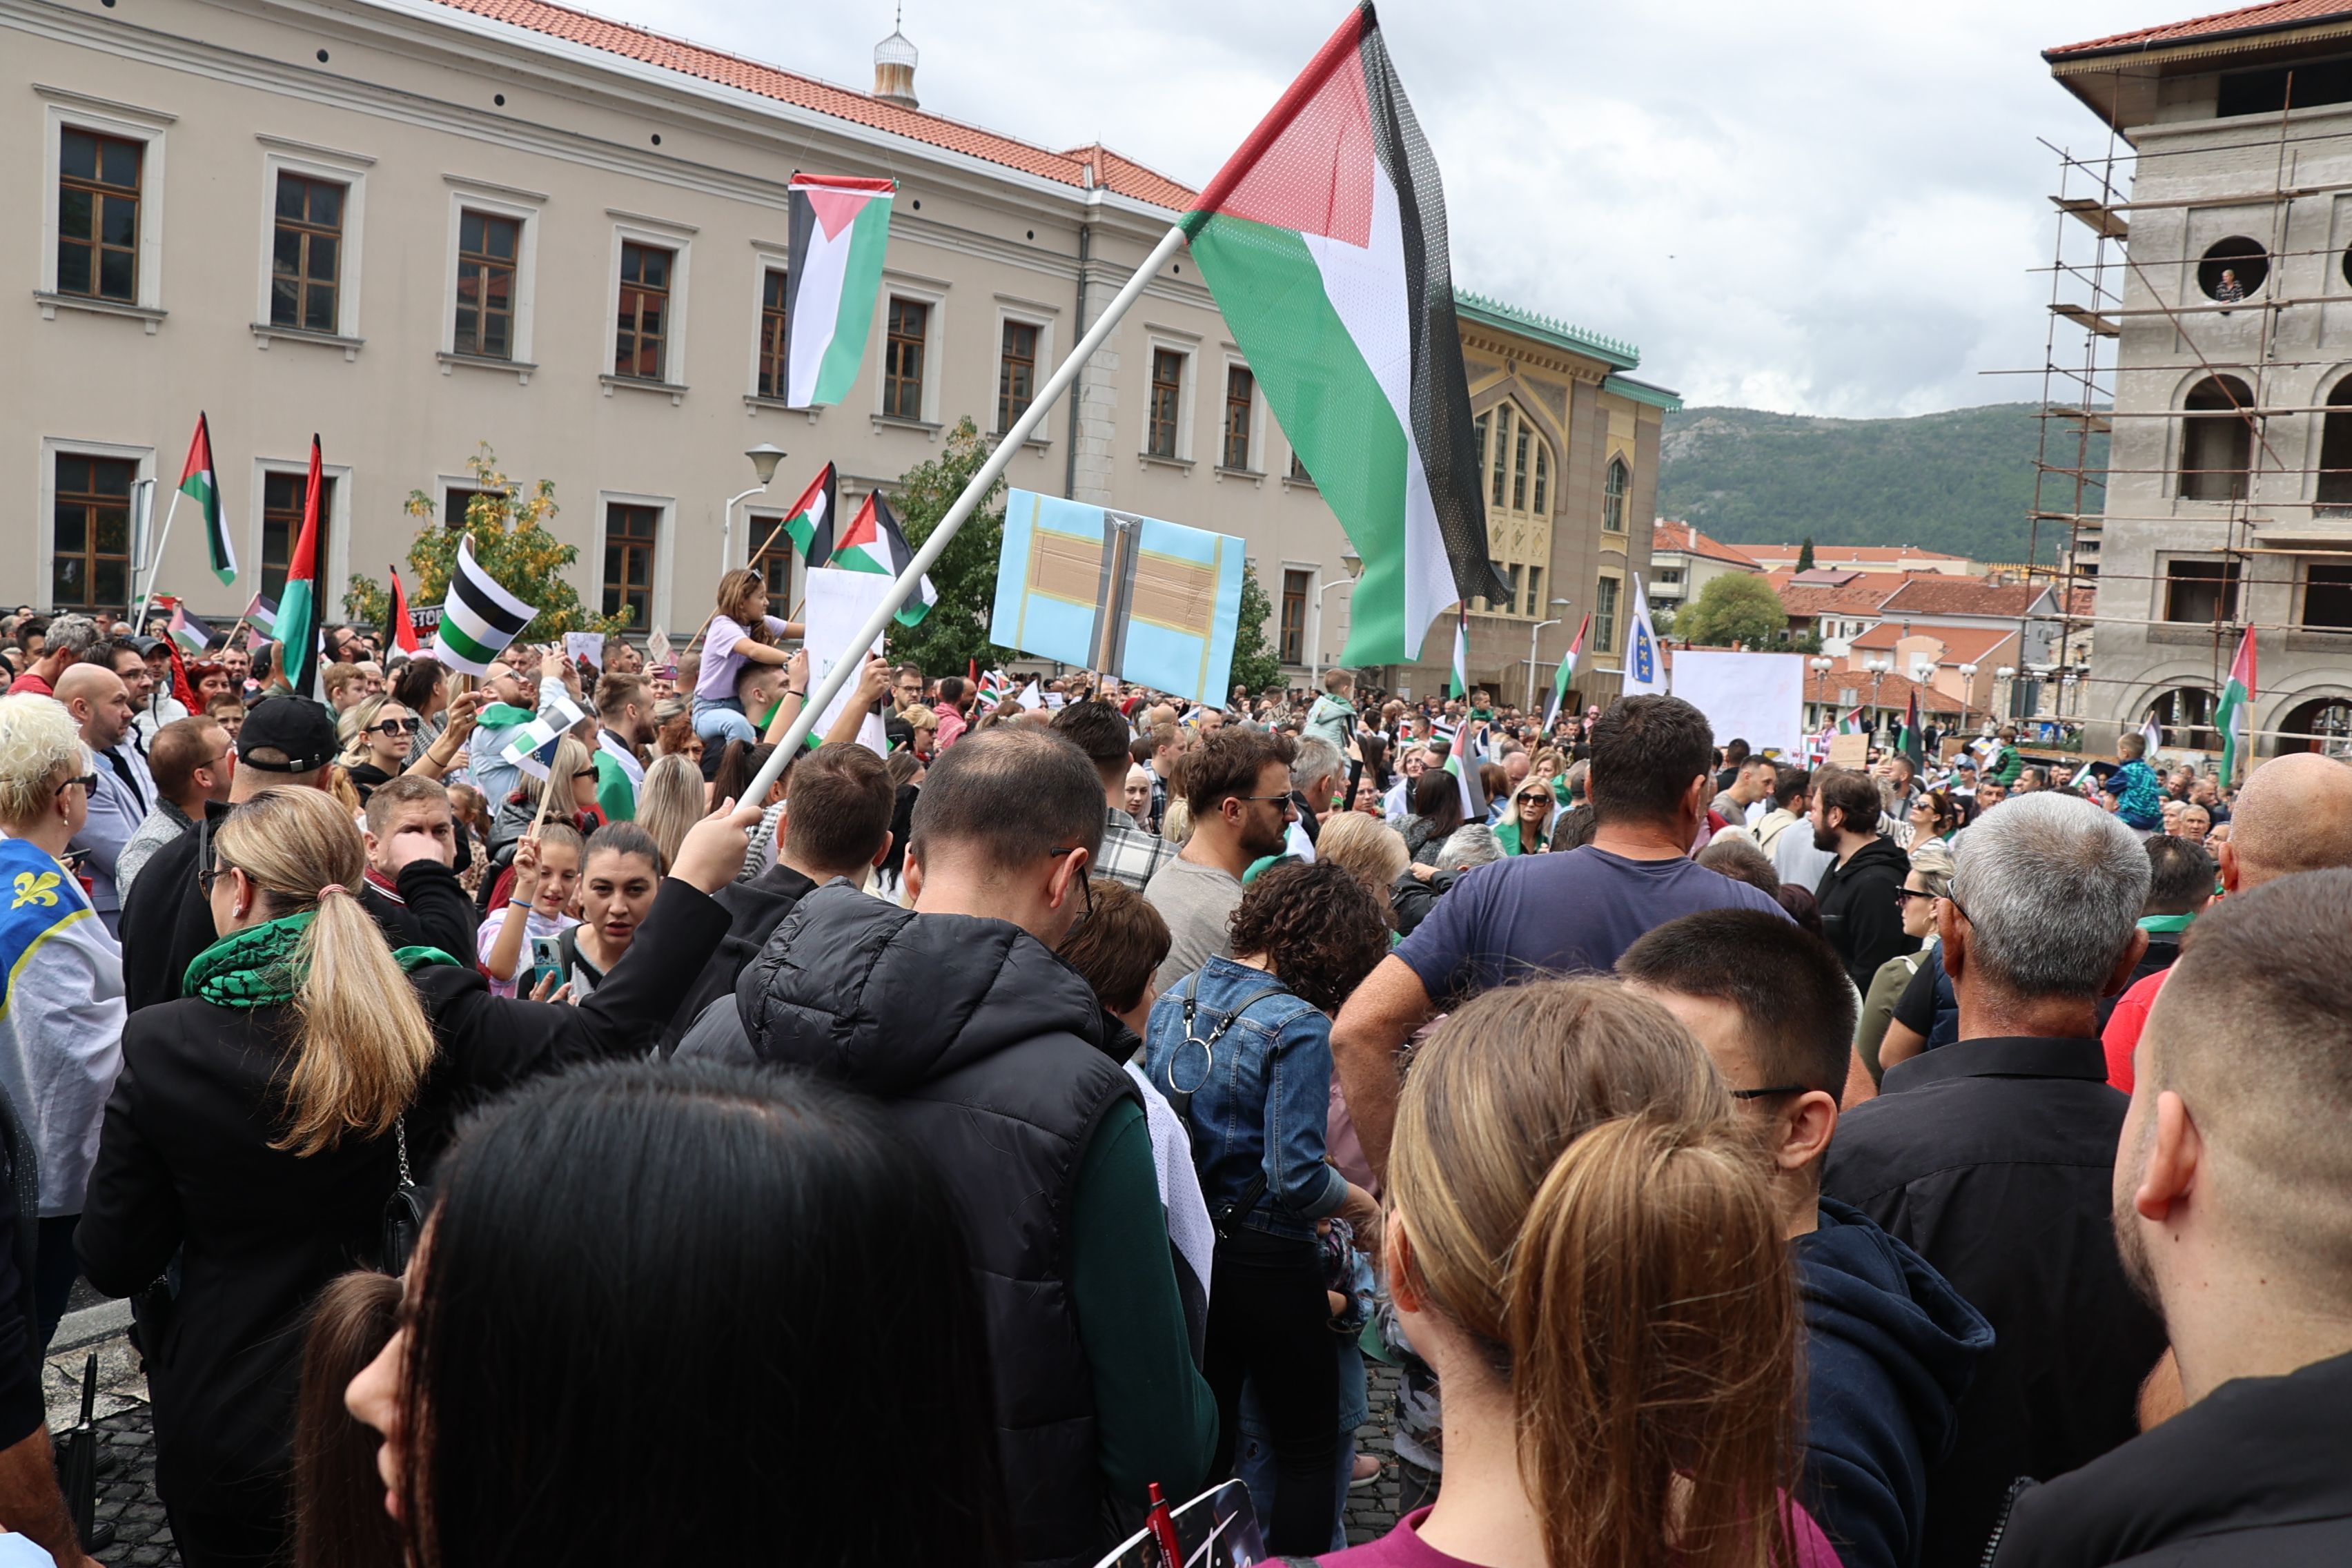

{"left": 802, "top": 567, "right": 891, "bottom": 756}
{"left": 1668, "top": 650, "right": 1806, "bottom": 757}
{"left": 565, "top": 631, "right": 603, "bottom": 669}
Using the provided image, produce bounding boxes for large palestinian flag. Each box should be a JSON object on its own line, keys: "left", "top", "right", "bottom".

{"left": 2216, "top": 624, "right": 2257, "bottom": 784}
{"left": 177, "top": 413, "right": 235, "bottom": 585}
{"left": 429, "top": 536, "right": 537, "bottom": 674}
{"left": 277, "top": 436, "right": 327, "bottom": 698}
{"left": 831, "top": 491, "right": 936, "bottom": 627}
{"left": 781, "top": 175, "right": 894, "bottom": 409}
{"left": 1181, "top": 4, "right": 1506, "bottom": 665}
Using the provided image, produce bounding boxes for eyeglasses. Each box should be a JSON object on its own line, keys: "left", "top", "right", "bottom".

{"left": 1235, "top": 793, "right": 1296, "bottom": 810}
{"left": 198, "top": 860, "right": 237, "bottom": 897}
{"left": 372, "top": 717, "right": 420, "bottom": 736}
{"left": 1729, "top": 1085, "right": 1810, "bottom": 1100}
{"left": 55, "top": 772, "right": 97, "bottom": 798}
{"left": 1047, "top": 847, "right": 1097, "bottom": 919}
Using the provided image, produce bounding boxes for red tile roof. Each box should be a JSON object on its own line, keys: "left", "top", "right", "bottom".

{"left": 1743, "top": 544, "right": 1970, "bottom": 569}
{"left": 1878, "top": 578, "right": 2054, "bottom": 619}
{"left": 1849, "top": 623, "right": 2019, "bottom": 664}
{"left": 424, "top": 0, "right": 1197, "bottom": 206}
{"left": 1802, "top": 667, "right": 1963, "bottom": 718}
{"left": 1651, "top": 520, "right": 1763, "bottom": 570}
{"left": 2047, "top": 0, "right": 2352, "bottom": 59}
{"left": 1770, "top": 571, "right": 1903, "bottom": 619}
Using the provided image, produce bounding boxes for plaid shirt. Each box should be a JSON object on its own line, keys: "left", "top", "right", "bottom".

{"left": 1096, "top": 805, "right": 1176, "bottom": 891}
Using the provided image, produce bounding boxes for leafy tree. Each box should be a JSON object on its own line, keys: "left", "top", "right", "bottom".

{"left": 1651, "top": 605, "right": 1677, "bottom": 638}
{"left": 1676, "top": 573, "right": 1789, "bottom": 650}
{"left": 344, "top": 444, "right": 627, "bottom": 641}
{"left": 1796, "top": 536, "right": 1816, "bottom": 572}
{"left": 1226, "top": 562, "right": 1283, "bottom": 698}
{"left": 890, "top": 418, "right": 1006, "bottom": 677}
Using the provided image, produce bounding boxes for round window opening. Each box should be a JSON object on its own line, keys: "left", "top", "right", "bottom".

{"left": 2199, "top": 236, "right": 2268, "bottom": 302}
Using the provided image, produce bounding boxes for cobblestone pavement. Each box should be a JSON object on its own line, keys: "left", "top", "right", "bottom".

{"left": 38, "top": 1326, "right": 1402, "bottom": 1563}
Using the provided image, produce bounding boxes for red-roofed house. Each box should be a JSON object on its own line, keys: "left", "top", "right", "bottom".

{"left": 1649, "top": 521, "right": 1762, "bottom": 614}
{"left": 1740, "top": 543, "right": 1981, "bottom": 576}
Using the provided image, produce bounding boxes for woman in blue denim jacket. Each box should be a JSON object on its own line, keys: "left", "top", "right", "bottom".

{"left": 1145, "top": 860, "right": 1388, "bottom": 1554}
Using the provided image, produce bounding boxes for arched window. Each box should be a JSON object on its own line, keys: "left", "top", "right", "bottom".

{"left": 1470, "top": 400, "right": 1555, "bottom": 616}
{"left": 2280, "top": 696, "right": 2352, "bottom": 757}
{"left": 2147, "top": 686, "right": 2219, "bottom": 751}
{"left": 2179, "top": 375, "right": 2254, "bottom": 501}
{"left": 2318, "top": 378, "right": 2352, "bottom": 507}
{"left": 1603, "top": 457, "right": 1629, "bottom": 533}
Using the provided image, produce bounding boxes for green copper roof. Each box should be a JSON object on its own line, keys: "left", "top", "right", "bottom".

{"left": 1601, "top": 373, "right": 1683, "bottom": 412}
{"left": 1453, "top": 289, "right": 1641, "bottom": 370}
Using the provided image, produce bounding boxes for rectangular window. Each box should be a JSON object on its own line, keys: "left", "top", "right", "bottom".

{"left": 2163, "top": 558, "right": 2240, "bottom": 623}
{"left": 1525, "top": 567, "right": 1544, "bottom": 618}
{"left": 603, "top": 504, "right": 659, "bottom": 627}
{"left": 1148, "top": 349, "right": 1185, "bottom": 459}
{"left": 614, "top": 242, "right": 672, "bottom": 380}
{"left": 444, "top": 487, "right": 495, "bottom": 531}
{"left": 57, "top": 128, "right": 142, "bottom": 302}
{"left": 454, "top": 210, "right": 518, "bottom": 359}
{"left": 260, "top": 469, "right": 335, "bottom": 603}
{"left": 998, "top": 320, "right": 1038, "bottom": 433}
{"left": 756, "top": 269, "right": 788, "bottom": 400}
{"left": 1505, "top": 565, "right": 1524, "bottom": 617}
{"left": 884, "top": 297, "right": 928, "bottom": 420}
{"left": 2305, "top": 562, "right": 2352, "bottom": 628}
{"left": 270, "top": 172, "right": 344, "bottom": 333}
{"left": 749, "top": 525, "right": 794, "bottom": 620}
{"left": 1289, "top": 450, "right": 1311, "bottom": 483}
{"left": 51, "top": 453, "right": 135, "bottom": 613}
{"left": 1657, "top": 567, "right": 1684, "bottom": 585}
{"left": 1280, "top": 569, "right": 1310, "bottom": 665}
{"left": 1224, "top": 366, "right": 1254, "bottom": 469}
{"left": 1594, "top": 575, "right": 1622, "bottom": 654}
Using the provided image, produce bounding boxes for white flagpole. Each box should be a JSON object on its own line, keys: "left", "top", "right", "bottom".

{"left": 737, "top": 223, "right": 1189, "bottom": 808}
{"left": 133, "top": 485, "right": 183, "bottom": 634}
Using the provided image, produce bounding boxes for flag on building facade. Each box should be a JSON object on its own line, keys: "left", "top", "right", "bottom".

{"left": 1622, "top": 574, "right": 1667, "bottom": 696}
{"left": 1179, "top": 3, "right": 1507, "bottom": 666}
{"left": 1543, "top": 612, "right": 1590, "bottom": 725}
{"left": 177, "top": 413, "right": 235, "bottom": 586}
{"left": 1449, "top": 609, "right": 1469, "bottom": 700}
{"left": 430, "top": 536, "right": 537, "bottom": 675}
{"left": 781, "top": 175, "right": 895, "bottom": 409}
{"left": 781, "top": 463, "right": 841, "bottom": 564}
{"left": 277, "top": 436, "right": 328, "bottom": 698}
{"left": 2217, "top": 624, "right": 2257, "bottom": 784}
{"left": 384, "top": 566, "right": 421, "bottom": 656}
{"left": 830, "top": 491, "right": 935, "bottom": 626}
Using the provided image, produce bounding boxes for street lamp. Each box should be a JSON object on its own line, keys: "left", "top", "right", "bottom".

{"left": 721, "top": 443, "right": 790, "bottom": 571}
{"left": 1957, "top": 662, "right": 1979, "bottom": 739}
{"left": 1809, "top": 656, "right": 1832, "bottom": 729}
{"left": 1306, "top": 553, "right": 1364, "bottom": 694}
{"left": 1864, "top": 656, "right": 1892, "bottom": 740}
{"left": 1525, "top": 597, "right": 1573, "bottom": 711}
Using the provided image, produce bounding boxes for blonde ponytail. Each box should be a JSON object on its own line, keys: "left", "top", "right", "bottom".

{"left": 1386, "top": 978, "right": 1800, "bottom": 1568}
{"left": 215, "top": 789, "right": 439, "bottom": 1156}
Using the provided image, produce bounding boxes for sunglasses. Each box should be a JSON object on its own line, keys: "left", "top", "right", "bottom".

{"left": 1893, "top": 886, "right": 1939, "bottom": 903}
{"left": 55, "top": 772, "right": 98, "bottom": 798}
{"left": 372, "top": 717, "right": 420, "bottom": 736}
{"left": 1516, "top": 792, "right": 1549, "bottom": 805}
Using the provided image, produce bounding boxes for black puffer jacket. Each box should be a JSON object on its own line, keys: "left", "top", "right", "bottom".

{"left": 735, "top": 884, "right": 1138, "bottom": 1568}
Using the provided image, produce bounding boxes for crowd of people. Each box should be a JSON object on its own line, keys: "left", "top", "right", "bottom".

{"left": 0, "top": 597, "right": 2344, "bottom": 1568}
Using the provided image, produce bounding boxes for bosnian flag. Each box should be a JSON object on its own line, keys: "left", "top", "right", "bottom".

{"left": 178, "top": 413, "right": 235, "bottom": 585}
{"left": 1181, "top": 4, "right": 1507, "bottom": 666}
{"left": 2141, "top": 712, "right": 2165, "bottom": 760}
{"left": 1623, "top": 574, "right": 1667, "bottom": 696}
{"left": 1544, "top": 612, "right": 1590, "bottom": 724}
{"left": 831, "top": 491, "right": 936, "bottom": 627}
{"left": 498, "top": 694, "right": 588, "bottom": 779}
{"left": 430, "top": 536, "right": 536, "bottom": 674}
{"left": 781, "top": 462, "right": 840, "bottom": 565}
{"left": 2216, "top": 624, "right": 2257, "bottom": 784}
{"left": 781, "top": 175, "right": 895, "bottom": 409}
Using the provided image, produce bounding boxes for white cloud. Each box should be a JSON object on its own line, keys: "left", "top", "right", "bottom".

{"left": 609, "top": 0, "right": 2161, "bottom": 415}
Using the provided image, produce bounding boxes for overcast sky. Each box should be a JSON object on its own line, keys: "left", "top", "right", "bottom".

{"left": 617, "top": 1, "right": 2170, "bottom": 418}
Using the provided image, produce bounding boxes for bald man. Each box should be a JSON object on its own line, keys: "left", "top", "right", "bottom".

{"left": 2104, "top": 752, "right": 2352, "bottom": 1091}
{"left": 57, "top": 662, "right": 152, "bottom": 935}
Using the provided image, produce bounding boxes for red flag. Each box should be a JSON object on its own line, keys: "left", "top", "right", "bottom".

{"left": 968, "top": 656, "right": 979, "bottom": 687}
{"left": 384, "top": 565, "right": 420, "bottom": 655}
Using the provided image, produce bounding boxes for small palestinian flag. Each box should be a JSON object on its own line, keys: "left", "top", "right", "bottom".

{"left": 1544, "top": 613, "right": 1589, "bottom": 725}
{"left": 430, "top": 536, "right": 536, "bottom": 675}
{"left": 168, "top": 602, "right": 215, "bottom": 655}
{"left": 384, "top": 565, "right": 421, "bottom": 656}
{"left": 831, "top": 491, "right": 935, "bottom": 626}
{"left": 1449, "top": 609, "right": 1470, "bottom": 700}
{"left": 977, "top": 669, "right": 1015, "bottom": 705}
{"left": 781, "top": 175, "right": 895, "bottom": 409}
{"left": 242, "top": 591, "right": 278, "bottom": 638}
{"left": 178, "top": 413, "right": 235, "bottom": 585}
{"left": 781, "top": 463, "right": 840, "bottom": 564}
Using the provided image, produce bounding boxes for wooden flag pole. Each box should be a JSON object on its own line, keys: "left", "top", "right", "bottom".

{"left": 736, "top": 223, "right": 1189, "bottom": 808}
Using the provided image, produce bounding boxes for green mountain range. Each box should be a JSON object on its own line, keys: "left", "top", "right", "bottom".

{"left": 1656, "top": 402, "right": 2105, "bottom": 565}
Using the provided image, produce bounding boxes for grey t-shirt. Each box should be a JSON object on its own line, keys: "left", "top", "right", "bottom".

{"left": 1144, "top": 854, "right": 1246, "bottom": 993}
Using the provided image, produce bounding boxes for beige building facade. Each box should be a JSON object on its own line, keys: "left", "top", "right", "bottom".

{"left": 8, "top": 0, "right": 1669, "bottom": 696}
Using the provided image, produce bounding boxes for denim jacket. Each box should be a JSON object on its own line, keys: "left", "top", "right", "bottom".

{"left": 1144, "top": 955, "right": 1346, "bottom": 1243}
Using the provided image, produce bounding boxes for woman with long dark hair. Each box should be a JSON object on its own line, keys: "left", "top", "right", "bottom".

{"left": 76, "top": 788, "right": 749, "bottom": 1567}
{"left": 1400, "top": 770, "right": 1465, "bottom": 865}
{"left": 342, "top": 1060, "right": 1013, "bottom": 1566}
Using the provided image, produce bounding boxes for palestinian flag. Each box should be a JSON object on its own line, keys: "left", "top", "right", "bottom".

{"left": 1836, "top": 706, "right": 1866, "bottom": 734}
{"left": 168, "top": 602, "right": 215, "bottom": 656}
{"left": 384, "top": 565, "right": 420, "bottom": 656}
{"left": 1180, "top": 4, "right": 1505, "bottom": 667}
{"left": 831, "top": 491, "right": 936, "bottom": 627}
{"left": 1543, "top": 612, "right": 1590, "bottom": 724}
{"left": 429, "top": 535, "right": 536, "bottom": 675}
{"left": 242, "top": 591, "right": 277, "bottom": 638}
{"left": 277, "top": 436, "right": 327, "bottom": 698}
{"left": 1448, "top": 609, "right": 1469, "bottom": 700}
{"left": 178, "top": 413, "right": 235, "bottom": 585}
{"left": 2217, "top": 624, "right": 2257, "bottom": 784}
{"left": 781, "top": 464, "right": 841, "bottom": 565}
{"left": 977, "top": 669, "right": 1015, "bottom": 705}
{"left": 1901, "top": 688, "right": 1923, "bottom": 764}
{"left": 781, "top": 175, "right": 894, "bottom": 409}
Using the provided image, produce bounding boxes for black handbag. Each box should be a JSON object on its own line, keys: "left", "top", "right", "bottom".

{"left": 380, "top": 1117, "right": 424, "bottom": 1276}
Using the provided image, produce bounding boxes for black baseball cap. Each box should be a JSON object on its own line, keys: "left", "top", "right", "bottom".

{"left": 237, "top": 695, "right": 341, "bottom": 773}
